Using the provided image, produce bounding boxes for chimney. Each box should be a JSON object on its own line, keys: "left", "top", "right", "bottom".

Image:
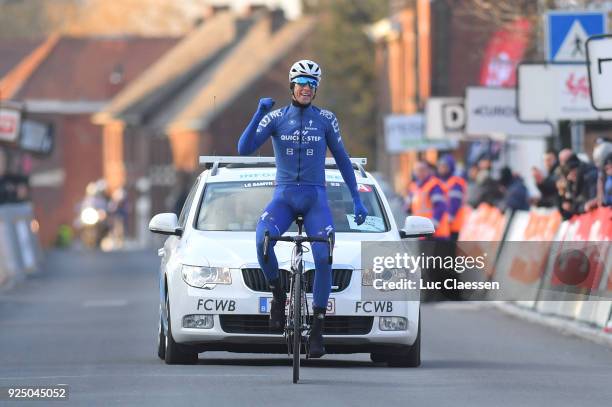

{"left": 207, "top": 5, "right": 231, "bottom": 17}
{"left": 242, "top": 4, "right": 268, "bottom": 18}
{"left": 270, "top": 8, "right": 286, "bottom": 33}
{"left": 194, "top": 5, "right": 231, "bottom": 28}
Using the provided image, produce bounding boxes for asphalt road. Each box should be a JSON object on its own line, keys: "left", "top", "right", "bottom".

{"left": 1, "top": 249, "right": 611, "bottom": 407}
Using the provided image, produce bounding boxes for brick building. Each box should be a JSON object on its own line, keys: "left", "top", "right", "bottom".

{"left": 94, "top": 9, "right": 316, "bottom": 231}
{"left": 370, "top": 0, "right": 498, "bottom": 192}
{"left": 0, "top": 36, "right": 179, "bottom": 246}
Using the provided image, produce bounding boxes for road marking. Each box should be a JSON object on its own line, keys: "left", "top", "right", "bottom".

{"left": 82, "top": 299, "right": 128, "bottom": 308}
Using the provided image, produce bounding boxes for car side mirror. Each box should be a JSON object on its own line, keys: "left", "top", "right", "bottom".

{"left": 399, "top": 216, "right": 435, "bottom": 239}
{"left": 149, "top": 213, "right": 183, "bottom": 237}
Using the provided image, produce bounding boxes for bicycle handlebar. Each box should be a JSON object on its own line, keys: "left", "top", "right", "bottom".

{"left": 262, "top": 232, "right": 334, "bottom": 265}
{"left": 269, "top": 235, "right": 329, "bottom": 243}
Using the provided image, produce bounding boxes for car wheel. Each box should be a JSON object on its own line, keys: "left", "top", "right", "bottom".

{"left": 164, "top": 297, "right": 198, "bottom": 365}
{"left": 157, "top": 316, "right": 166, "bottom": 360}
{"left": 370, "top": 353, "right": 387, "bottom": 363}
{"left": 387, "top": 317, "right": 421, "bottom": 368}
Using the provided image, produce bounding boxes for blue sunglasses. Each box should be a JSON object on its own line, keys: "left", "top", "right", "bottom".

{"left": 292, "top": 77, "right": 318, "bottom": 88}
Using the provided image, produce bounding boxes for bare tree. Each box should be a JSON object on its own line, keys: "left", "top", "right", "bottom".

{"left": 456, "top": 0, "right": 611, "bottom": 58}
{"left": 455, "top": 0, "right": 541, "bottom": 32}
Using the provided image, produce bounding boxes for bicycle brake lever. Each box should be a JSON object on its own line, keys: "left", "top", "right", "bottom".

{"left": 327, "top": 235, "right": 333, "bottom": 265}
{"left": 263, "top": 231, "right": 270, "bottom": 263}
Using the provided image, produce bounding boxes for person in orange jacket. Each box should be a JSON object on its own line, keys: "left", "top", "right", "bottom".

{"left": 406, "top": 160, "right": 450, "bottom": 239}
{"left": 437, "top": 154, "right": 468, "bottom": 241}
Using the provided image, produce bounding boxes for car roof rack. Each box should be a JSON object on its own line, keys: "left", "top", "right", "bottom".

{"left": 199, "top": 156, "right": 368, "bottom": 178}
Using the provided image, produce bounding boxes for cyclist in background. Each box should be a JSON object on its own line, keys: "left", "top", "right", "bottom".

{"left": 237, "top": 59, "right": 368, "bottom": 358}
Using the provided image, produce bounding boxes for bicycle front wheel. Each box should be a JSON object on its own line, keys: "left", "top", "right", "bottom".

{"left": 292, "top": 269, "right": 301, "bottom": 384}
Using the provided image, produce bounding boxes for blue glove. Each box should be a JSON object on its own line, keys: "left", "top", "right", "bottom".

{"left": 258, "top": 97, "right": 275, "bottom": 112}
{"left": 353, "top": 199, "right": 368, "bottom": 226}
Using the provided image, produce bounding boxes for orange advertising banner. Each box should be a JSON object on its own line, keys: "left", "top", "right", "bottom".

{"left": 459, "top": 203, "right": 508, "bottom": 242}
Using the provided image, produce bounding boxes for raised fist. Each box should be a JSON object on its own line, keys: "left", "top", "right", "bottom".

{"left": 258, "top": 97, "right": 275, "bottom": 112}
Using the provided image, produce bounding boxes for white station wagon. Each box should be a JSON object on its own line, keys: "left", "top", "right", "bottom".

{"left": 149, "top": 156, "right": 433, "bottom": 366}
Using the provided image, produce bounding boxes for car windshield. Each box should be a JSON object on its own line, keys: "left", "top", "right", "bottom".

{"left": 195, "top": 180, "right": 389, "bottom": 233}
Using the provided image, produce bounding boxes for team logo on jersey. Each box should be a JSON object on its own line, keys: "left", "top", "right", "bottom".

{"left": 357, "top": 184, "right": 372, "bottom": 192}
{"left": 280, "top": 134, "right": 322, "bottom": 143}
{"left": 330, "top": 117, "right": 339, "bottom": 133}
{"left": 320, "top": 110, "right": 333, "bottom": 120}
{"left": 320, "top": 109, "right": 339, "bottom": 133}
{"left": 258, "top": 109, "right": 283, "bottom": 131}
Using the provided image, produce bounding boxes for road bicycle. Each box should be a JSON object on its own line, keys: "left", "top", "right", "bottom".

{"left": 263, "top": 215, "right": 333, "bottom": 383}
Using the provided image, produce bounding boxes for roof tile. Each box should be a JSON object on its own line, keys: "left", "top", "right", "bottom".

{"left": 14, "top": 36, "right": 179, "bottom": 101}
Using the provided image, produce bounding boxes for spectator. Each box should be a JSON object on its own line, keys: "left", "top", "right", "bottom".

{"left": 499, "top": 167, "right": 530, "bottom": 211}
{"left": 405, "top": 160, "right": 450, "bottom": 239}
{"left": 0, "top": 150, "right": 31, "bottom": 204}
{"left": 603, "top": 154, "right": 612, "bottom": 207}
{"left": 466, "top": 164, "right": 479, "bottom": 206}
{"left": 0, "top": 173, "right": 29, "bottom": 204}
{"left": 0, "top": 176, "right": 9, "bottom": 204}
{"left": 467, "top": 157, "right": 502, "bottom": 208}
{"left": 437, "top": 154, "right": 468, "bottom": 241}
{"left": 558, "top": 154, "right": 598, "bottom": 219}
{"left": 532, "top": 149, "right": 558, "bottom": 207}
{"left": 593, "top": 138, "right": 612, "bottom": 169}
{"left": 558, "top": 148, "right": 573, "bottom": 168}
{"left": 0, "top": 148, "right": 6, "bottom": 204}
{"left": 108, "top": 188, "right": 129, "bottom": 247}
{"left": 593, "top": 139, "right": 612, "bottom": 208}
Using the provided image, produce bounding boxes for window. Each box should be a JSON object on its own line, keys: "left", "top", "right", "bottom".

{"left": 178, "top": 178, "right": 200, "bottom": 228}
{"left": 195, "top": 181, "right": 389, "bottom": 233}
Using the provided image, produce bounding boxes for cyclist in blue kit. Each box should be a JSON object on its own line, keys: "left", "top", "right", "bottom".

{"left": 237, "top": 59, "right": 368, "bottom": 358}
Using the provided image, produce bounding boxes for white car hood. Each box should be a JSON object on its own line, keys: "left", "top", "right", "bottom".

{"left": 179, "top": 230, "right": 397, "bottom": 270}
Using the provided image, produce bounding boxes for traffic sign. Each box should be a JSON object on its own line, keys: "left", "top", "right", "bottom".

{"left": 517, "top": 62, "right": 612, "bottom": 122}
{"left": 384, "top": 114, "right": 457, "bottom": 153}
{"left": 0, "top": 106, "right": 21, "bottom": 144}
{"left": 425, "top": 97, "right": 465, "bottom": 140}
{"left": 546, "top": 11, "right": 607, "bottom": 62}
{"left": 465, "top": 87, "right": 550, "bottom": 137}
{"left": 586, "top": 34, "right": 612, "bottom": 110}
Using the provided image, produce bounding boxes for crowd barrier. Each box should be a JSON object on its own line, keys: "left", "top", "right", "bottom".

{"left": 0, "top": 203, "right": 43, "bottom": 290}
{"left": 460, "top": 204, "right": 612, "bottom": 332}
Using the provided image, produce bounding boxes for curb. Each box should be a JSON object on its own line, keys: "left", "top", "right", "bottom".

{"left": 493, "top": 302, "right": 612, "bottom": 349}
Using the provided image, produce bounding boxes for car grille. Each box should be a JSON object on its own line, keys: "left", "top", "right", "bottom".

{"left": 241, "top": 268, "right": 352, "bottom": 293}
{"left": 219, "top": 315, "right": 373, "bottom": 335}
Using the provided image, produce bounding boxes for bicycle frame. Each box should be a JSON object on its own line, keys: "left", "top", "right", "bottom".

{"left": 263, "top": 215, "right": 333, "bottom": 383}
{"left": 287, "top": 239, "right": 307, "bottom": 383}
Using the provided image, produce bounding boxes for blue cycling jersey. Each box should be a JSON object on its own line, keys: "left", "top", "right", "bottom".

{"left": 238, "top": 100, "right": 367, "bottom": 309}
{"left": 237, "top": 103, "right": 360, "bottom": 200}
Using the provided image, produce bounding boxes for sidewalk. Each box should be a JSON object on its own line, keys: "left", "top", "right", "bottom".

{"left": 493, "top": 302, "right": 612, "bottom": 349}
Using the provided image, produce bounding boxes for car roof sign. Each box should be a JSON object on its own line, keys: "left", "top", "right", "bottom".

{"left": 199, "top": 156, "right": 368, "bottom": 178}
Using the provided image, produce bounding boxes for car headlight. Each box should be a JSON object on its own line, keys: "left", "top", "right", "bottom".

{"left": 181, "top": 265, "right": 232, "bottom": 287}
